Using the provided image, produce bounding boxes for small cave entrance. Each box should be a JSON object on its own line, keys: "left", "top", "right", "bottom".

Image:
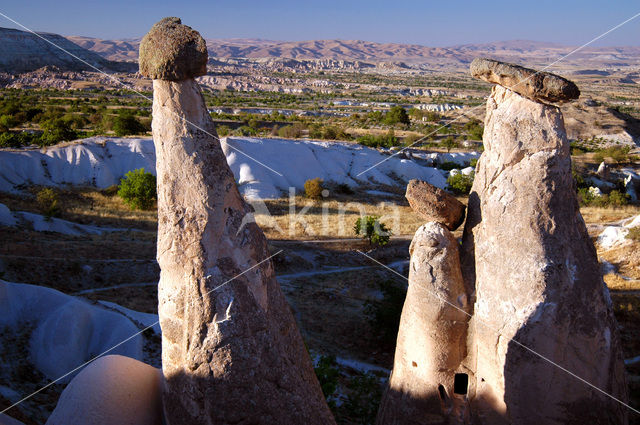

{"left": 453, "top": 373, "right": 469, "bottom": 395}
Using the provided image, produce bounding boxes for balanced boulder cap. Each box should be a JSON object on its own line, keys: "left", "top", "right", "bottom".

{"left": 470, "top": 57, "right": 580, "bottom": 104}
{"left": 139, "top": 17, "right": 207, "bottom": 81}
{"left": 405, "top": 179, "right": 466, "bottom": 231}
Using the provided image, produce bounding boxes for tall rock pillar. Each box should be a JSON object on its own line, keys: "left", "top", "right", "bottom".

{"left": 140, "top": 17, "right": 335, "bottom": 425}
{"left": 377, "top": 181, "right": 472, "bottom": 425}
{"left": 463, "top": 58, "right": 628, "bottom": 424}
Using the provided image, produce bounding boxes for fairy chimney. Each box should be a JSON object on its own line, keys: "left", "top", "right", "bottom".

{"left": 140, "top": 17, "right": 335, "bottom": 425}
{"left": 377, "top": 188, "right": 472, "bottom": 425}
{"left": 462, "top": 58, "right": 628, "bottom": 424}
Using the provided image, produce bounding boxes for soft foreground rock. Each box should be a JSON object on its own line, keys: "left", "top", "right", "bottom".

{"left": 461, "top": 84, "right": 628, "bottom": 424}
{"left": 470, "top": 58, "right": 579, "bottom": 104}
{"left": 405, "top": 179, "right": 466, "bottom": 230}
{"left": 46, "top": 355, "right": 162, "bottom": 425}
{"left": 139, "top": 17, "right": 207, "bottom": 81}
{"left": 148, "top": 18, "right": 334, "bottom": 424}
{"left": 377, "top": 222, "right": 472, "bottom": 425}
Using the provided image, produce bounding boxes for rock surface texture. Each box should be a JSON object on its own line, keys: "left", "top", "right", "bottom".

{"left": 462, "top": 83, "right": 628, "bottom": 424}
{"left": 139, "top": 17, "right": 207, "bottom": 81}
{"left": 46, "top": 355, "right": 163, "bottom": 425}
{"left": 144, "top": 18, "right": 334, "bottom": 425}
{"left": 377, "top": 222, "right": 472, "bottom": 425}
{"left": 470, "top": 58, "right": 579, "bottom": 104}
{"left": 405, "top": 179, "right": 466, "bottom": 230}
{"left": 379, "top": 60, "right": 628, "bottom": 425}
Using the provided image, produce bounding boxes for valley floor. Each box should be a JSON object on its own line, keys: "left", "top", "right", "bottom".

{"left": 1, "top": 187, "right": 639, "bottom": 423}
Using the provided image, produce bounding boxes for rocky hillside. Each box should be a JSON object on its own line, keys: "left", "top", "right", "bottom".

{"left": 0, "top": 27, "right": 133, "bottom": 73}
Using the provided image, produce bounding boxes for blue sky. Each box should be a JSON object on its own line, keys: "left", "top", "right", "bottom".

{"left": 1, "top": 0, "right": 639, "bottom": 46}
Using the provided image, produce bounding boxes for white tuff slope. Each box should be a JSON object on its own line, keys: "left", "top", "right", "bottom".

{"left": 0, "top": 137, "right": 456, "bottom": 199}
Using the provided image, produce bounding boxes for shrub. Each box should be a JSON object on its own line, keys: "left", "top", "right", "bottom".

{"left": 118, "top": 168, "right": 157, "bottom": 210}
{"left": 216, "top": 125, "right": 230, "bottom": 137}
{"left": 112, "top": 114, "right": 148, "bottom": 137}
{"left": 36, "top": 187, "right": 59, "bottom": 218}
{"left": 578, "top": 188, "right": 629, "bottom": 208}
{"left": 335, "top": 183, "right": 354, "bottom": 195}
{"left": 342, "top": 372, "right": 384, "bottom": 424}
{"left": 464, "top": 119, "right": 484, "bottom": 140}
{"left": 233, "top": 125, "right": 256, "bottom": 136}
{"left": 278, "top": 123, "right": 305, "bottom": 139}
{"left": 304, "top": 178, "right": 324, "bottom": 199}
{"left": 314, "top": 355, "right": 340, "bottom": 405}
{"left": 447, "top": 172, "right": 474, "bottom": 195}
{"left": 469, "top": 157, "right": 478, "bottom": 168}
{"left": 357, "top": 130, "right": 397, "bottom": 148}
{"left": 0, "top": 115, "right": 17, "bottom": 132}
{"left": 438, "top": 161, "right": 459, "bottom": 171}
{"left": 384, "top": 106, "right": 410, "bottom": 126}
{"left": 364, "top": 280, "right": 405, "bottom": 345}
{"left": 39, "top": 118, "right": 77, "bottom": 146}
{"left": 608, "top": 190, "right": 630, "bottom": 207}
{"left": 354, "top": 215, "right": 392, "bottom": 246}
{"left": 627, "top": 227, "right": 640, "bottom": 241}
{"left": 441, "top": 136, "right": 459, "bottom": 152}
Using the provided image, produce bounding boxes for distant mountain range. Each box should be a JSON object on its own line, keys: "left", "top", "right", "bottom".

{"left": 2, "top": 25, "right": 640, "bottom": 74}
{"left": 0, "top": 27, "right": 134, "bottom": 73}
{"left": 65, "top": 35, "right": 640, "bottom": 69}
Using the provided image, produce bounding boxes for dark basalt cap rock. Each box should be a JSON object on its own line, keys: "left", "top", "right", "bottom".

{"left": 139, "top": 17, "right": 207, "bottom": 81}
{"left": 406, "top": 179, "right": 466, "bottom": 231}
{"left": 470, "top": 57, "right": 580, "bottom": 104}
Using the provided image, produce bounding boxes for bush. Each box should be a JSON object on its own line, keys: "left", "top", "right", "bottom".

{"left": 304, "top": 178, "right": 324, "bottom": 199}
{"left": 36, "top": 187, "right": 59, "bottom": 218}
{"left": 384, "top": 106, "right": 410, "bottom": 126}
{"left": 113, "top": 114, "right": 148, "bottom": 136}
{"left": 235, "top": 125, "right": 256, "bottom": 136}
{"left": 438, "top": 161, "right": 459, "bottom": 171}
{"left": 216, "top": 125, "right": 230, "bottom": 137}
{"left": 118, "top": 168, "right": 157, "bottom": 210}
{"left": 354, "top": 215, "right": 392, "bottom": 246}
{"left": 314, "top": 355, "right": 340, "bottom": 405}
{"left": 357, "top": 130, "right": 398, "bottom": 148}
{"left": 627, "top": 227, "right": 640, "bottom": 241}
{"left": 594, "top": 145, "right": 632, "bottom": 164}
{"left": 469, "top": 157, "right": 478, "bottom": 168}
{"left": 578, "top": 188, "right": 629, "bottom": 208}
{"left": 39, "top": 118, "right": 77, "bottom": 146}
{"left": 441, "top": 136, "right": 459, "bottom": 152}
{"left": 342, "top": 372, "right": 384, "bottom": 424}
{"left": 335, "top": 183, "right": 354, "bottom": 195}
{"left": 447, "top": 172, "right": 474, "bottom": 195}
{"left": 364, "top": 280, "right": 405, "bottom": 345}
{"left": 464, "top": 119, "right": 484, "bottom": 140}
{"left": 278, "top": 123, "right": 305, "bottom": 139}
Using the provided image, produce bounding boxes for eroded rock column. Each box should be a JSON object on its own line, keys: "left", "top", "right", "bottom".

{"left": 377, "top": 181, "right": 471, "bottom": 425}
{"left": 140, "top": 17, "right": 334, "bottom": 425}
{"left": 463, "top": 58, "right": 628, "bottom": 424}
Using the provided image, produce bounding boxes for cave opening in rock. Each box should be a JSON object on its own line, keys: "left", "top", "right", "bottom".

{"left": 454, "top": 373, "right": 468, "bottom": 395}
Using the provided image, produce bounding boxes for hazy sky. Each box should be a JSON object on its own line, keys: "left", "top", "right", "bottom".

{"left": 1, "top": 0, "right": 639, "bottom": 46}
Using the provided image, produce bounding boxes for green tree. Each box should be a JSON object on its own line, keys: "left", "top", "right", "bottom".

{"left": 0, "top": 115, "right": 17, "bottom": 132}
{"left": 113, "top": 114, "right": 148, "bottom": 137}
{"left": 354, "top": 215, "right": 392, "bottom": 246}
{"left": 118, "top": 168, "right": 157, "bottom": 210}
{"left": 39, "top": 118, "right": 77, "bottom": 146}
{"left": 384, "top": 106, "right": 410, "bottom": 126}
{"left": 447, "top": 172, "right": 474, "bottom": 195}
{"left": 441, "top": 136, "right": 459, "bottom": 153}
